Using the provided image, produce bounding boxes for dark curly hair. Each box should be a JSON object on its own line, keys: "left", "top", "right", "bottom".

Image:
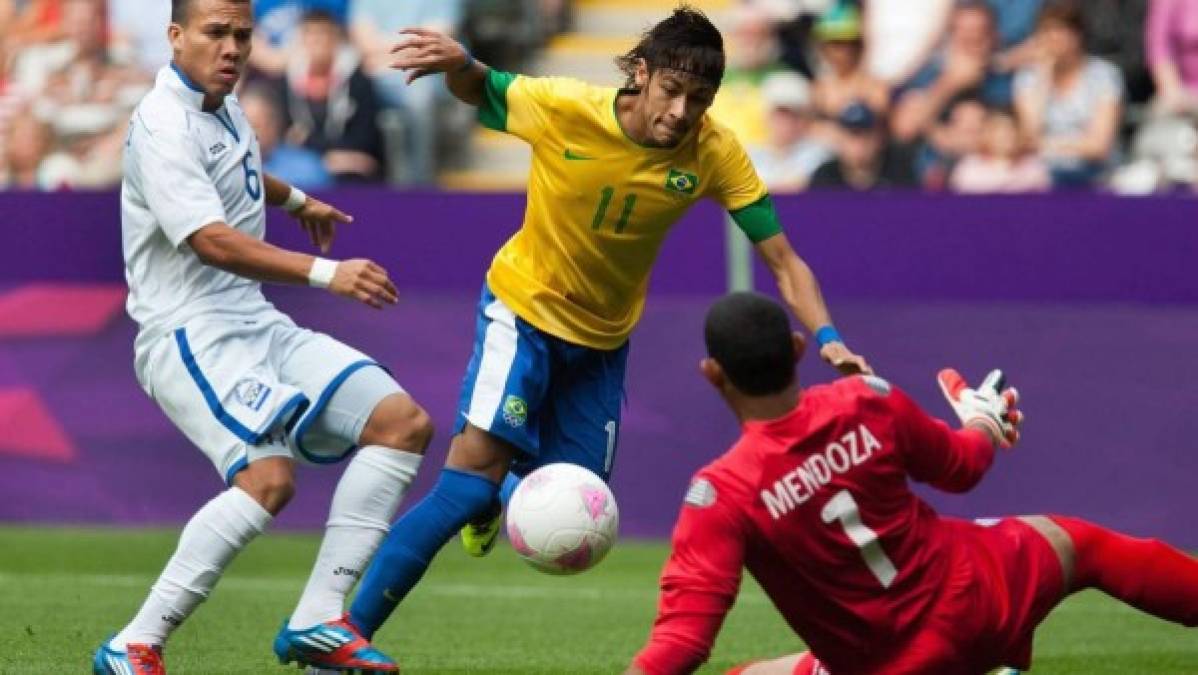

{"left": 615, "top": 5, "right": 725, "bottom": 89}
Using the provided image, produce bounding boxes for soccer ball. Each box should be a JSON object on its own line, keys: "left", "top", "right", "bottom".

{"left": 505, "top": 463, "right": 619, "bottom": 575}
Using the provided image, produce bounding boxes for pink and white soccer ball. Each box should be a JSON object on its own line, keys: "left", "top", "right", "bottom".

{"left": 505, "top": 463, "right": 619, "bottom": 575}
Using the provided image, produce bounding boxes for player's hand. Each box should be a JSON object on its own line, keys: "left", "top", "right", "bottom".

{"left": 937, "top": 368, "right": 1023, "bottom": 448}
{"left": 291, "top": 196, "right": 353, "bottom": 254}
{"left": 389, "top": 27, "right": 469, "bottom": 84}
{"left": 819, "top": 342, "right": 873, "bottom": 376}
{"left": 328, "top": 258, "right": 398, "bottom": 310}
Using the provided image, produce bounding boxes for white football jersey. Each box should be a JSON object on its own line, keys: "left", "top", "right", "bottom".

{"left": 122, "top": 64, "right": 278, "bottom": 362}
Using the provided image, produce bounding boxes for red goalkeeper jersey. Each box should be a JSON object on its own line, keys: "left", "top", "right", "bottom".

{"left": 633, "top": 375, "right": 997, "bottom": 675}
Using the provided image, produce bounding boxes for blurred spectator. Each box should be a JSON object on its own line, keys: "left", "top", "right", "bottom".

{"left": 990, "top": 0, "right": 1046, "bottom": 50}
{"left": 7, "top": 0, "right": 65, "bottom": 53}
{"left": 986, "top": 0, "right": 1048, "bottom": 76}
{"left": 950, "top": 107, "right": 1050, "bottom": 192}
{"left": 1146, "top": 0, "right": 1198, "bottom": 114}
{"left": 917, "top": 97, "right": 988, "bottom": 188}
{"left": 864, "top": 0, "right": 955, "bottom": 85}
{"left": 1085, "top": 0, "right": 1151, "bottom": 105}
{"left": 709, "top": 4, "right": 787, "bottom": 148}
{"left": 809, "top": 3, "right": 889, "bottom": 118}
{"left": 536, "top": 0, "right": 573, "bottom": 40}
{"left": 1105, "top": 114, "right": 1196, "bottom": 193}
{"left": 892, "top": 2, "right": 1012, "bottom": 143}
{"left": 350, "top": 0, "right": 465, "bottom": 185}
{"left": 0, "top": 0, "right": 28, "bottom": 173}
{"left": 738, "top": 0, "right": 834, "bottom": 78}
{"left": 20, "top": 0, "right": 149, "bottom": 188}
{"left": 1014, "top": 2, "right": 1123, "bottom": 187}
{"left": 240, "top": 85, "right": 332, "bottom": 189}
{"left": 0, "top": 0, "right": 17, "bottom": 68}
{"left": 748, "top": 72, "right": 832, "bottom": 192}
{"left": 810, "top": 102, "right": 916, "bottom": 189}
{"left": 250, "top": 0, "right": 349, "bottom": 77}
{"left": 0, "top": 108, "right": 52, "bottom": 189}
{"left": 280, "top": 9, "right": 385, "bottom": 183}
{"left": 107, "top": 0, "right": 171, "bottom": 74}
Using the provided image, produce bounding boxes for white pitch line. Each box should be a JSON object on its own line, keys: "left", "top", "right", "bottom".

{"left": 0, "top": 571, "right": 771, "bottom": 606}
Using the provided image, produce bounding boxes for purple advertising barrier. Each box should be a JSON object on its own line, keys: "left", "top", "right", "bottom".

{"left": 1, "top": 191, "right": 1196, "bottom": 547}
{"left": 8, "top": 190, "right": 1198, "bottom": 302}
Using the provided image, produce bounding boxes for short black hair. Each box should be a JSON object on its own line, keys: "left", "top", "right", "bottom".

{"left": 704, "top": 292, "right": 796, "bottom": 396}
{"left": 172, "top": 0, "right": 249, "bottom": 25}
{"left": 616, "top": 5, "right": 725, "bottom": 89}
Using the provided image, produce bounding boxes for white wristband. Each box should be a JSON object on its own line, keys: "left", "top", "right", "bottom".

{"left": 308, "top": 257, "right": 337, "bottom": 289}
{"left": 283, "top": 186, "right": 307, "bottom": 213}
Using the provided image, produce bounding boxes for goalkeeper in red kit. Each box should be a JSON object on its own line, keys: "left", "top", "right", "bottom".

{"left": 627, "top": 292, "right": 1198, "bottom": 675}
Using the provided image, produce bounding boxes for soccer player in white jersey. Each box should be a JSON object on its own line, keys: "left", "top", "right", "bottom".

{"left": 92, "top": 1, "right": 424, "bottom": 673}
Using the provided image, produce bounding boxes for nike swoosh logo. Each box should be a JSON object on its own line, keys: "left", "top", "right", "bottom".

{"left": 564, "top": 148, "right": 595, "bottom": 160}
{"left": 384, "top": 588, "right": 400, "bottom": 602}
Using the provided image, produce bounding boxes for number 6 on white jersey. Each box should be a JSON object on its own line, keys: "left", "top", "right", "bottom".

{"left": 821, "top": 489, "right": 898, "bottom": 588}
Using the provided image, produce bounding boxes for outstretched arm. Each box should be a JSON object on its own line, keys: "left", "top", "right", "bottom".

{"left": 389, "top": 27, "right": 488, "bottom": 106}
{"left": 890, "top": 370, "right": 1022, "bottom": 493}
{"left": 263, "top": 173, "right": 353, "bottom": 253}
{"left": 187, "top": 224, "right": 397, "bottom": 310}
{"left": 755, "top": 233, "right": 871, "bottom": 375}
{"left": 627, "top": 483, "right": 746, "bottom": 675}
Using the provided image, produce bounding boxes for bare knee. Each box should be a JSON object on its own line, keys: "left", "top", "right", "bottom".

{"left": 359, "top": 393, "right": 435, "bottom": 452}
{"left": 445, "top": 424, "right": 516, "bottom": 483}
{"left": 234, "top": 458, "right": 296, "bottom": 515}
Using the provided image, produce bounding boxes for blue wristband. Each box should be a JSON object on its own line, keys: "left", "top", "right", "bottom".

{"left": 815, "top": 325, "right": 843, "bottom": 348}
{"left": 456, "top": 51, "right": 475, "bottom": 73}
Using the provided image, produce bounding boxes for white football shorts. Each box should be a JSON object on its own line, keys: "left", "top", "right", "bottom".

{"left": 137, "top": 311, "right": 403, "bottom": 484}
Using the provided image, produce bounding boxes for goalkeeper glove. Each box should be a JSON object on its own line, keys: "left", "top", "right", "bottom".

{"left": 937, "top": 368, "right": 1023, "bottom": 448}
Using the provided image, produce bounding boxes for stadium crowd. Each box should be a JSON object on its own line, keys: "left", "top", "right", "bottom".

{"left": 0, "top": 0, "right": 1195, "bottom": 193}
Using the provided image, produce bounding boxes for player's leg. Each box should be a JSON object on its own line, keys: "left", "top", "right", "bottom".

{"left": 96, "top": 327, "right": 299, "bottom": 672}
{"left": 284, "top": 370, "right": 431, "bottom": 629}
{"left": 96, "top": 454, "right": 288, "bottom": 673}
{"left": 524, "top": 336, "right": 629, "bottom": 481}
{"left": 274, "top": 360, "right": 432, "bottom": 670}
{"left": 348, "top": 286, "right": 551, "bottom": 638}
{"left": 1026, "top": 514, "right": 1198, "bottom": 626}
{"left": 349, "top": 424, "right": 517, "bottom": 637}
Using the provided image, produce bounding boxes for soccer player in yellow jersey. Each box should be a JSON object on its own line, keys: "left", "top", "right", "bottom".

{"left": 344, "top": 7, "right": 871, "bottom": 656}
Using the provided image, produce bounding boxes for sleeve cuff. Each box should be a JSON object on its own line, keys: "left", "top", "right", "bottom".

{"left": 168, "top": 215, "right": 225, "bottom": 249}
{"left": 478, "top": 69, "right": 517, "bottom": 132}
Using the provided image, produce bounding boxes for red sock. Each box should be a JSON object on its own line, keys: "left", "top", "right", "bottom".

{"left": 1051, "top": 515, "right": 1198, "bottom": 626}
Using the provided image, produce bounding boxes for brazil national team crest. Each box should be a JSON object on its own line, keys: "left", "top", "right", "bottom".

{"left": 665, "top": 168, "right": 699, "bottom": 194}
{"left": 502, "top": 395, "right": 528, "bottom": 427}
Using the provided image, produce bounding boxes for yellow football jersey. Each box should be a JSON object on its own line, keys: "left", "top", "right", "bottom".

{"left": 478, "top": 70, "right": 780, "bottom": 350}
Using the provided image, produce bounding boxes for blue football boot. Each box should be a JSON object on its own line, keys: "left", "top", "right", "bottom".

{"left": 273, "top": 614, "right": 398, "bottom": 673}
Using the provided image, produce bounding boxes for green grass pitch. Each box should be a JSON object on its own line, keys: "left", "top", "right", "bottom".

{"left": 1, "top": 526, "right": 1194, "bottom": 673}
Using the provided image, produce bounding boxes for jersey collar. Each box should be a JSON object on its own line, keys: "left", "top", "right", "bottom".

{"left": 741, "top": 394, "right": 807, "bottom": 434}
{"left": 161, "top": 62, "right": 222, "bottom": 112}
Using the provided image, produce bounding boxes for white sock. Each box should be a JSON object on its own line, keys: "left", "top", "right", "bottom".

{"left": 288, "top": 446, "right": 422, "bottom": 629}
{"left": 111, "top": 487, "right": 271, "bottom": 648}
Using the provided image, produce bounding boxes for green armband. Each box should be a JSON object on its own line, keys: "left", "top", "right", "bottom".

{"left": 729, "top": 195, "right": 783, "bottom": 243}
